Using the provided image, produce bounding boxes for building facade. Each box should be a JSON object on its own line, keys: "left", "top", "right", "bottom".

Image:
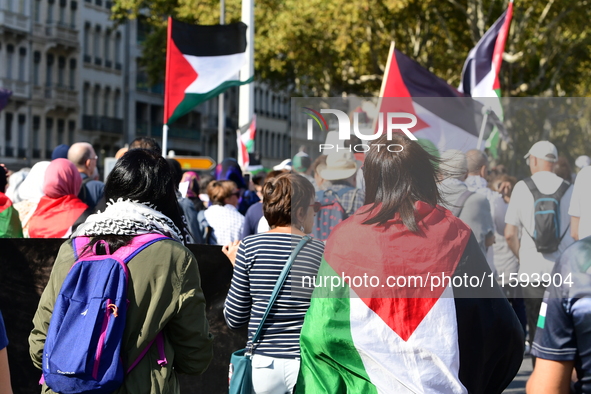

{"left": 0, "top": 1, "right": 291, "bottom": 173}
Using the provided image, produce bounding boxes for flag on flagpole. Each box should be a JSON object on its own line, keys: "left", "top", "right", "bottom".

{"left": 459, "top": 1, "right": 514, "bottom": 157}
{"left": 0, "top": 89, "right": 12, "bottom": 112}
{"left": 375, "top": 44, "right": 505, "bottom": 153}
{"left": 237, "top": 115, "right": 256, "bottom": 169}
{"left": 163, "top": 18, "right": 253, "bottom": 126}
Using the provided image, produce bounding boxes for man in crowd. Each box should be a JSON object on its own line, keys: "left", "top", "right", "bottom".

{"left": 570, "top": 163, "right": 591, "bottom": 241}
{"left": 505, "top": 141, "right": 574, "bottom": 364}
{"left": 439, "top": 149, "right": 495, "bottom": 259}
{"left": 67, "top": 142, "right": 105, "bottom": 212}
{"left": 527, "top": 236, "right": 591, "bottom": 393}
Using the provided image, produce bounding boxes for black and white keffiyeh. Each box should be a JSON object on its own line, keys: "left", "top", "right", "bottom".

{"left": 71, "top": 199, "right": 184, "bottom": 242}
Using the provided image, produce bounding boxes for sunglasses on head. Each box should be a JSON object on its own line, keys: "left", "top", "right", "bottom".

{"left": 310, "top": 201, "right": 321, "bottom": 214}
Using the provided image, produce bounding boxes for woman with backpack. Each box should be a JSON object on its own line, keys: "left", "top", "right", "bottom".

{"left": 29, "top": 149, "right": 213, "bottom": 393}
{"left": 223, "top": 173, "right": 324, "bottom": 393}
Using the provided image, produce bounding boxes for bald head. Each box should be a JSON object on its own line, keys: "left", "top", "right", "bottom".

{"left": 466, "top": 149, "right": 488, "bottom": 176}
{"left": 68, "top": 142, "right": 96, "bottom": 176}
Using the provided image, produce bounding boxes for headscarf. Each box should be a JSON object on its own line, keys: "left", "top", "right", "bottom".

{"left": 43, "top": 159, "right": 82, "bottom": 198}
{"left": 216, "top": 158, "right": 245, "bottom": 189}
{"left": 181, "top": 171, "right": 200, "bottom": 198}
{"left": 17, "top": 161, "right": 50, "bottom": 202}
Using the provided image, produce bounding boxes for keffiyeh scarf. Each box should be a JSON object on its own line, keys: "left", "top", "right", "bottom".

{"left": 72, "top": 199, "right": 184, "bottom": 242}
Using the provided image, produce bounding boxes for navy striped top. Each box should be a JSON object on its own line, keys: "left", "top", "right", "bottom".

{"left": 223, "top": 233, "right": 324, "bottom": 358}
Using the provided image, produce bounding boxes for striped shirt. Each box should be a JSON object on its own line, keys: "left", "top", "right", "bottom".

{"left": 224, "top": 233, "right": 324, "bottom": 358}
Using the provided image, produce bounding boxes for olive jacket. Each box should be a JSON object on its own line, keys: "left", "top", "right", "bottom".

{"left": 29, "top": 238, "right": 213, "bottom": 394}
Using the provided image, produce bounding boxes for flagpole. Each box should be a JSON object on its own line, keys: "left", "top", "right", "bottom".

{"left": 217, "top": 0, "right": 226, "bottom": 164}
{"left": 162, "top": 16, "right": 173, "bottom": 157}
{"left": 372, "top": 41, "right": 395, "bottom": 134}
{"left": 162, "top": 125, "right": 169, "bottom": 156}
{"left": 238, "top": 0, "right": 254, "bottom": 132}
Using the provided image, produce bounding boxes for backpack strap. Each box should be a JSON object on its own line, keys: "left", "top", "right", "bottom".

{"left": 112, "top": 234, "right": 172, "bottom": 263}
{"left": 451, "top": 190, "right": 475, "bottom": 217}
{"left": 126, "top": 331, "right": 167, "bottom": 374}
{"left": 523, "top": 177, "right": 542, "bottom": 200}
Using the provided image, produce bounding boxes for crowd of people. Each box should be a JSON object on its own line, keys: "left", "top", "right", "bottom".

{"left": 0, "top": 134, "right": 590, "bottom": 393}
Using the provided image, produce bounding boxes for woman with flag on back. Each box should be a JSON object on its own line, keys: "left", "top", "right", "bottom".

{"left": 296, "top": 134, "right": 524, "bottom": 394}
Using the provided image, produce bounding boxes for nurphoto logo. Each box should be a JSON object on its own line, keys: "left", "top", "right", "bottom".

{"left": 303, "top": 107, "right": 417, "bottom": 153}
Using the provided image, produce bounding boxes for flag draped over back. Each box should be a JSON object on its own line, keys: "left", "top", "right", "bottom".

{"left": 459, "top": 2, "right": 513, "bottom": 156}
{"left": 164, "top": 18, "right": 253, "bottom": 126}
{"left": 0, "top": 89, "right": 12, "bottom": 112}
{"left": 376, "top": 45, "right": 504, "bottom": 153}
{"left": 237, "top": 115, "right": 256, "bottom": 169}
{"left": 296, "top": 202, "right": 524, "bottom": 393}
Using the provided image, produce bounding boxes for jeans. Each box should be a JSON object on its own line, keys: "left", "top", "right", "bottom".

{"left": 251, "top": 354, "right": 300, "bottom": 394}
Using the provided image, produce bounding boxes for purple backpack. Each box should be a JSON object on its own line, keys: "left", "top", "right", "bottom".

{"left": 42, "top": 234, "right": 169, "bottom": 394}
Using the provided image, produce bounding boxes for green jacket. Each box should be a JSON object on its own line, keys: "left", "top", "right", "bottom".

{"left": 29, "top": 238, "right": 213, "bottom": 394}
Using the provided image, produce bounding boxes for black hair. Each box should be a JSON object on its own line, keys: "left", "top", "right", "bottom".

{"left": 129, "top": 137, "right": 162, "bottom": 156}
{"left": 166, "top": 158, "right": 183, "bottom": 186}
{"left": 0, "top": 166, "right": 7, "bottom": 192}
{"left": 362, "top": 134, "right": 441, "bottom": 232}
{"left": 84, "top": 149, "right": 187, "bottom": 254}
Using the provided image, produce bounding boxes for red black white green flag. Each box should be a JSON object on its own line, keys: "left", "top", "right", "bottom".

{"left": 376, "top": 44, "right": 505, "bottom": 153}
{"left": 237, "top": 115, "right": 256, "bottom": 169}
{"left": 164, "top": 18, "right": 253, "bottom": 126}
{"left": 459, "top": 1, "right": 513, "bottom": 157}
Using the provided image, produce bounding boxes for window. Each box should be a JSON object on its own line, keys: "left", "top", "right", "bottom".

{"left": 94, "top": 26, "right": 101, "bottom": 63}
{"left": 33, "top": 116, "right": 41, "bottom": 152}
{"left": 46, "top": 54, "right": 54, "bottom": 87}
{"left": 82, "top": 84, "right": 89, "bottom": 114}
{"left": 93, "top": 86, "right": 100, "bottom": 115}
{"left": 59, "top": 0, "right": 66, "bottom": 24}
{"left": 46, "top": 118, "right": 54, "bottom": 156}
{"left": 103, "top": 88, "right": 110, "bottom": 117}
{"left": 34, "top": 0, "right": 41, "bottom": 22}
{"left": 6, "top": 45, "right": 14, "bottom": 80}
{"left": 69, "top": 59, "right": 76, "bottom": 90}
{"left": 115, "top": 32, "right": 121, "bottom": 64}
{"left": 83, "top": 23, "right": 90, "bottom": 56}
{"left": 114, "top": 90, "right": 120, "bottom": 118}
{"left": 70, "top": 1, "right": 77, "bottom": 28}
{"left": 47, "top": 0, "right": 54, "bottom": 23}
{"left": 68, "top": 120, "right": 75, "bottom": 144}
{"left": 18, "top": 115, "right": 26, "bottom": 154}
{"left": 58, "top": 56, "right": 65, "bottom": 87}
{"left": 57, "top": 119, "right": 65, "bottom": 144}
{"left": 18, "top": 48, "right": 26, "bottom": 82}
{"left": 5, "top": 113, "right": 13, "bottom": 144}
{"left": 104, "top": 30, "right": 111, "bottom": 62}
{"left": 33, "top": 51, "right": 41, "bottom": 85}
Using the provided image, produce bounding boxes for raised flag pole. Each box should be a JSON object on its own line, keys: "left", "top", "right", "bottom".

{"left": 372, "top": 41, "right": 396, "bottom": 135}
{"left": 238, "top": 0, "right": 254, "bottom": 139}
{"left": 217, "top": 0, "right": 226, "bottom": 164}
{"left": 162, "top": 17, "right": 173, "bottom": 157}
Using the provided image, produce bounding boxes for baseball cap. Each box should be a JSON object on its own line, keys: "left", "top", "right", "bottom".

{"left": 524, "top": 141, "right": 558, "bottom": 163}
{"left": 575, "top": 155, "right": 591, "bottom": 169}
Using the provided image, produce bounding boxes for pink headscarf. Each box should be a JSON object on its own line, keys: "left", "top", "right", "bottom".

{"left": 43, "top": 158, "right": 82, "bottom": 198}
{"left": 181, "top": 171, "right": 200, "bottom": 198}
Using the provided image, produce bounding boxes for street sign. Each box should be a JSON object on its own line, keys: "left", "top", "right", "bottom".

{"left": 174, "top": 156, "right": 216, "bottom": 171}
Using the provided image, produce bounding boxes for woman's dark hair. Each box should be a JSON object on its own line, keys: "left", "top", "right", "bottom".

{"left": 362, "top": 134, "right": 441, "bottom": 232}
{"left": 0, "top": 166, "right": 7, "bottom": 192}
{"left": 263, "top": 173, "right": 315, "bottom": 228}
{"left": 85, "top": 149, "right": 186, "bottom": 254}
{"left": 166, "top": 158, "right": 183, "bottom": 186}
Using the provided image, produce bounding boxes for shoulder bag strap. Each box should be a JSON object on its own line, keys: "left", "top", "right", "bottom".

{"left": 250, "top": 235, "right": 312, "bottom": 345}
{"left": 451, "top": 190, "right": 474, "bottom": 217}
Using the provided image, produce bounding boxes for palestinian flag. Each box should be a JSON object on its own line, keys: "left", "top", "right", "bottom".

{"left": 0, "top": 193, "right": 23, "bottom": 238}
{"left": 237, "top": 115, "right": 256, "bottom": 169}
{"left": 296, "top": 202, "right": 524, "bottom": 393}
{"left": 0, "top": 88, "right": 12, "bottom": 112}
{"left": 164, "top": 18, "right": 253, "bottom": 126}
{"left": 459, "top": 1, "right": 513, "bottom": 157}
{"left": 375, "top": 45, "right": 505, "bottom": 153}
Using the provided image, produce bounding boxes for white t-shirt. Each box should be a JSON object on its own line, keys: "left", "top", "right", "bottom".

{"left": 569, "top": 166, "right": 591, "bottom": 240}
{"left": 505, "top": 171, "right": 575, "bottom": 278}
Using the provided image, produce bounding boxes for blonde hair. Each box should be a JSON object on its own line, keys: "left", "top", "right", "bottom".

{"left": 206, "top": 180, "right": 237, "bottom": 205}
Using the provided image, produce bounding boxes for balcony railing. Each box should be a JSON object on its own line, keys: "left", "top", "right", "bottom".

{"left": 0, "top": 10, "right": 30, "bottom": 33}
{"left": 43, "top": 85, "right": 77, "bottom": 107}
{"left": 82, "top": 115, "right": 123, "bottom": 134}
{"left": 41, "top": 22, "right": 79, "bottom": 48}
{"left": 0, "top": 78, "right": 30, "bottom": 98}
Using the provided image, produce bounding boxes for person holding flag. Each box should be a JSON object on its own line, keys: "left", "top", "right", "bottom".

{"left": 296, "top": 134, "right": 523, "bottom": 393}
